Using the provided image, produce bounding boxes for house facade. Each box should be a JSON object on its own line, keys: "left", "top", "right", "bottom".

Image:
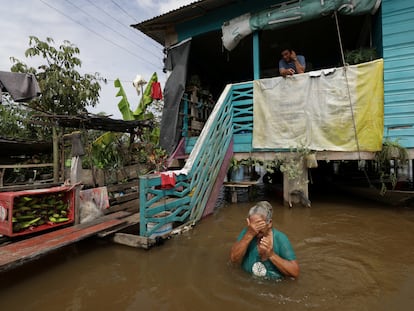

{"left": 133, "top": 0, "right": 414, "bottom": 236}
{"left": 135, "top": 0, "right": 414, "bottom": 151}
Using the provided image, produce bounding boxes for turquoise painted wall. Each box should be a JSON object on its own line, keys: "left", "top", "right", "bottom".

{"left": 176, "top": 0, "right": 284, "bottom": 41}
{"left": 382, "top": 0, "right": 414, "bottom": 147}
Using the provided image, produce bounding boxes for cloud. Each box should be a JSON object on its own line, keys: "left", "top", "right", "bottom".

{"left": 158, "top": 0, "right": 196, "bottom": 14}
{"left": 135, "top": 0, "right": 196, "bottom": 15}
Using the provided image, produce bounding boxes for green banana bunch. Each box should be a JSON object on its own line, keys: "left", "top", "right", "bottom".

{"left": 12, "top": 192, "right": 71, "bottom": 233}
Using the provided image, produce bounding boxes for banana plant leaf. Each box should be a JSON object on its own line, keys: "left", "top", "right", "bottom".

{"left": 114, "top": 78, "right": 134, "bottom": 121}
{"left": 134, "top": 72, "right": 157, "bottom": 119}
{"left": 93, "top": 131, "right": 117, "bottom": 146}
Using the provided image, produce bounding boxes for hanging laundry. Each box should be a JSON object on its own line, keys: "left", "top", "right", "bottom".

{"left": 160, "top": 171, "right": 176, "bottom": 189}
{"left": 151, "top": 81, "right": 163, "bottom": 100}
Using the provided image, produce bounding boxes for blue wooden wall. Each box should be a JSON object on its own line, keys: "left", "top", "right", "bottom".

{"left": 176, "top": 0, "right": 283, "bottom": 42}
{"left": 382, "top": 0, "right": 414, "bottom": 147}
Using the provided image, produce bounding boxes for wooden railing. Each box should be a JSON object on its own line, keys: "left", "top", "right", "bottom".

{"left": 232, "top": 83, "right": 254, "bottom": 135}
{"left": 139, "top": 82, "right": 253, "bottom": 237}
{"left": 0, "top": 163, "right": 54, "bottom": 188}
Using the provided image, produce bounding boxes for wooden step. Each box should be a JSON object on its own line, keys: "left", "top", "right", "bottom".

{"left": 97, "top": 212, "right": 140, "bottom": 238}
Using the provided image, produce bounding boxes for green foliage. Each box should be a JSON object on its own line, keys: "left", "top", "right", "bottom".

{"left": 134, "top": 72, "right": 158, "bottom": 119}
{"left": 0, "top": 96, "right": 53, "bottom": 140}
{"left": 114, "top": 79, "right": 135, "bottom": 121}
{"left": 88, "top": 74, "right": 164, "bottom": 173}
{"left": 376, "top": 138, "right": 408, "bottom": 164}
{"left": 344, "top": 48, "right": 377, "bottom": 65}
{"left": 89, "top": 134, "right": 126, "bottom": 170}
{"left": 375, "top": 139, "right": 408, "bottom": 195}
{"left": 280, "top": 146, "right": 312, "bottom": 181}
{"left": 228, "top": 147, "right": 313, "bottom": 184}
{"left": 114, "top": 75, "right": 159, "bottom": 122}
{"left": 131, "top": 137, "right": 167, "bottom": 172}
{"left": 280, "top": 158, "right": 302, "bottom": 180}
{"left": 10, "top": 36, "right": 104, "bottom": 115}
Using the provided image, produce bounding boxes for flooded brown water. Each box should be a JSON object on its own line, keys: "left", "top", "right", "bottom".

{"left": 1, "top": 191, "right": 414, "bottom": 311}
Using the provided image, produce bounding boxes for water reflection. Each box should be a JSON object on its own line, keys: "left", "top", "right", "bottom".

{"left": 1, "top": 191, "right": 414, "bottom": 311}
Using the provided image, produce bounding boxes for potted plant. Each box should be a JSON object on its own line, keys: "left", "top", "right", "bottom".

{"left": 375, "top": 139, "right": 409, "bottom": 195}
{"left": 344, "top": 47, "right": 377, "bottom": 65}
{"left": 228, "top": 157, "right": 245, "bottom": 182}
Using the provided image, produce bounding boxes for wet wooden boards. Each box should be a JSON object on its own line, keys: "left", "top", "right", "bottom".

{"left": 0, "top": 211, "right": 130, "bottom": 272}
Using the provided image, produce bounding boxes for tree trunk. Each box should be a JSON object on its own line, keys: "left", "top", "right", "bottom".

{"left": 52, "top": 125, "right": 59, "bottom": 183}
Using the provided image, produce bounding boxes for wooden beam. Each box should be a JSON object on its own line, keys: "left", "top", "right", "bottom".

{"left": 111, "top": 233, "right": 153, "bottom": 249}
{"left": 0, "top": 163, "right": 53, "bottom": 169}
{"left": 97, "top": 213, "right": 140, "bottom": 238}
{"left": 0, "top": 182, "right": 61, "bottom": 192}
{"left": 315, "top": 151, "right": 376, "bottom": 161}
{"left": 104, "top": 198, "right": 140, "bottom": 215}
{"left": 107, "top": 180, "right": 139, "bottom": 192}
{"left": 109, "top": 192, "right": 139, "bottom": 205}
{"left": 234, "top": 151, "right": 376, "bottom": 161}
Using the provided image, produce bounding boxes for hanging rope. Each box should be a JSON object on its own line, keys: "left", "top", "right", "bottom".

{"left": 334, "top": 11, "right": 373, "bottom": 187}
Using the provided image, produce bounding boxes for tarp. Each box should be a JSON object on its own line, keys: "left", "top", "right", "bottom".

{"left": 252, "top": 59, "right": 384, "bottom": 151}
{"left": 222, "top": 0, "right": 382, "bottom": 51}
{"left": 0, "top": 71, "right": 41, "bottom": 102}
{"left": 160, "top": 39, "right": 191, "bottom": 154}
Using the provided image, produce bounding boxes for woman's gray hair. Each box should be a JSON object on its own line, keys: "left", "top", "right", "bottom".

{"left": 248, "top": 201, "right": 273, "bottom": 223}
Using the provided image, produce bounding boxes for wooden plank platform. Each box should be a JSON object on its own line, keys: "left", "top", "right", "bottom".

{"left": 223, "top": 181, "right": 258, "bottom": 203}
{"left": 97, "top": 212, "right": 140, "bottom": 238}
{"left": 111, "top": 233, "right": 152, "bottom": 249}
{"left": 0, "top": 211, "right": 130, "bottom": 272}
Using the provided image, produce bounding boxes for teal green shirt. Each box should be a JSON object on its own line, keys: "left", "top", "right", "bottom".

{"left": 237, "top": 228, "right": 296, "bottom": 279}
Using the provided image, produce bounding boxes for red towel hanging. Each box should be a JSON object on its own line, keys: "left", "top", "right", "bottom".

{"left": 151, "top": 82, "right": 163, "bottom": 100}
{"left": 160, "top": 171, "right": 176, "bottom": 189}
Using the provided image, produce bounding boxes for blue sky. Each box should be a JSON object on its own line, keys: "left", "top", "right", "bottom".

{"left": 0, "top": 0, "right": 194, "bottom": 118}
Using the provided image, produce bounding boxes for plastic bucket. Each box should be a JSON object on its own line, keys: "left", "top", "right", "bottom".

{"left": 230, "top": 167, "right": 244, "bottom": 182}
{"left": 146, "top": 211, "right": 172, "bottom": 238}
{"left": 147, "top": 221, "right": 172, "bottom": 238}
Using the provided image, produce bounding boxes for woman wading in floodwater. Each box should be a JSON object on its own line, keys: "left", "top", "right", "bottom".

{"left": 230, "top": 201, "right": 299, "bottom": 279}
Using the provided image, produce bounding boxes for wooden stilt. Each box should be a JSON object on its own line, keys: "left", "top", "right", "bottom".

{"left": 283, "top": 158, "right": 310, "bottom": 207}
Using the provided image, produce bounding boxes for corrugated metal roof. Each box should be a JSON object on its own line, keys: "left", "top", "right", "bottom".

{"left": 132, "top": 0, "right": 236, "bottom": 45}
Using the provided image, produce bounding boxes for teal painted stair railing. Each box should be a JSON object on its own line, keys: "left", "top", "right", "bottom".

{"left": 139, "top": 82, "right": 253, "bottom": 237}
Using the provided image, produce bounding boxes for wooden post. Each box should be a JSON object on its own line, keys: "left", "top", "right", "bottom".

{"left": 0, "top": 168, "right": 5, "bottom": 187}
{"left": 253, "top": 32, "right": 260, "bottom": 80}
{"left": 63, "top": 131, "right": 86, "bottom": 225}
{"left": 52, "top": 126, "right": 59, "bottom": 183}
{"left": 72, "top": 156, "right": 82, "bottom": 225}
{"left": 283, "top": 158, "right": 309, "bottom": 207}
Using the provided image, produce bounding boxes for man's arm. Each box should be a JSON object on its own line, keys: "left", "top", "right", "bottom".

{"left": 291, "top": 51, "right": 305, "bottom": 74}
{"left": 279, "top": 59, "right": 294, "bottom": 77}
{"left": 293, "top": 59, "right": 305, "bottom": 73}
{"left": 279, "top": 68, "right": 295, "bottom": 77}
